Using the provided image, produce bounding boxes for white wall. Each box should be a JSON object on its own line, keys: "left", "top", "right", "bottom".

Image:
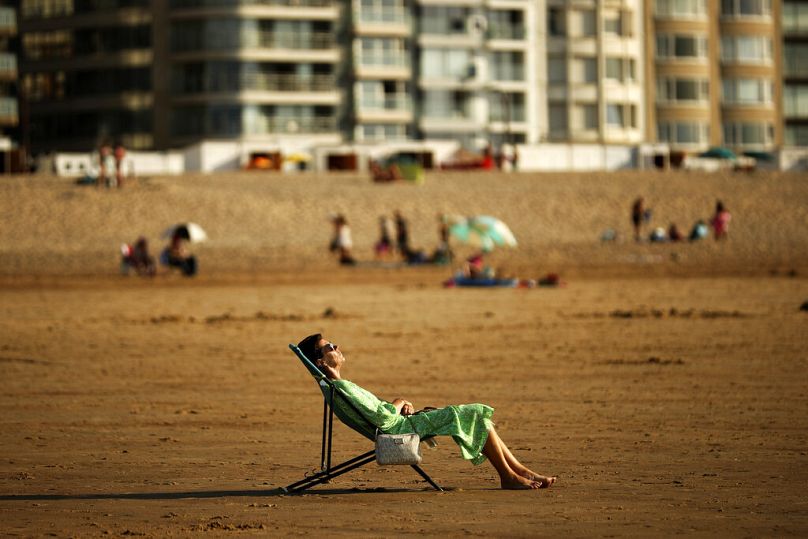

{"left": 518, "top": 143, "right": 638, "bottom": 171}
{"left": 779, "top": 148, "right": 808, "bottom": 171}
{"left": 53, "top": 151, "right": 184, "bottom": 177}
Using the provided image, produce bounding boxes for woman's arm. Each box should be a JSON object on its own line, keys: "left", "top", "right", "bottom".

{"left": 391, "top": 398, "right": 414, "bottom": 416}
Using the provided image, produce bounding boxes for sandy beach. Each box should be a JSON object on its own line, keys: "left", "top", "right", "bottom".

{"left": 1, "top": 170, "right": 807, "bottom": 536}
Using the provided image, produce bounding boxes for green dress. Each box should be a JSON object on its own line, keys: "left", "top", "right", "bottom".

{"left": 332, "top": 379, "right": 494, "bottom": 465}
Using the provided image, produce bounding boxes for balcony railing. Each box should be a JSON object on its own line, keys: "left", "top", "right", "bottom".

{"left": 355, "top": 6, "right": 409, "bottom": 25}
{"left": 186, "top": 73, "right": 335, "bottom": 93}
{"left": 0, "top": 97, "right": 19, "bottom": 123}
{"left": 0, "top": 53, "right": 17, "bottom": 74}
{"left": 357, "top": 51, "right": 409, "bottom": 69}
{"left": 263, "top": 116, "right": 336, "bottom": 133}
{"left": 171, "top": 0, "right": 335, "bottom": 8}
{"left": 357, "top": 94, "right": 411, "bottom": 112}
{"left": 258, "top": 31, "right": 334, "bottom": 50}
{"left": 488, "top": 24, "right": 525, "bottom": 41}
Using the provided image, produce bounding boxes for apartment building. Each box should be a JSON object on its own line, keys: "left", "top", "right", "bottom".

{"left": 18, "top": 1, "right": 153, "bottom": 152}
{"left": 0, "top": 4, "right": 19, "bottom": 162}
{"left": 18, "top": 0, "right": 541, "bottom": 154}
{"left": 782, "top": 0, "right": 808, "bottom": 146}
{"left": 16, "top": 0, "right": 797, "bottom": 159}
{"left": 545, "top": 0, "right": 645, "bottom": 145}
{"left": 645, "top": 0, "right": 780, "bottom": 152}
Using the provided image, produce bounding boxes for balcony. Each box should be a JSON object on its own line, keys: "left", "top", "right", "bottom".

{"left": 0, "top": 97, "right": 19, "bottom": 126}
{"left": 258, "top": 31, "right": 334, "bottom": 50}
{"left": 354, "top": 5, "right": 409, "bottom": 25}
{"left": 171, "top": 0, "right": 335, "bottom": 7}
{"left": 488, "top": 24, "right": 525, "bottom": 41}
{"left": 241, "top": 72, "right": 335, "bottom": 92}
{"left": 0, "top": 53, "right": 16, "bottom": 79}
{"left": 0, "top": 7, "right": 15, "bottom": 35}
{"left": 357, "top": 94, "right": 410, "bottom": 112}
{"left": 264, "top": 116, "right": 336, "bottom": 133}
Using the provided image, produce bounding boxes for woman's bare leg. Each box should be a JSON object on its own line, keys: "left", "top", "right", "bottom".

{"left": 499, "top": 441, "right": 556, "bottom": 488}
{"left": 482, "top": 427, "right": 540, "bottom": 489}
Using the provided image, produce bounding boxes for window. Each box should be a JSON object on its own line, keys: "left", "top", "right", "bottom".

{"left": 572, "top": 57, "right": 597, "bottom": 84}
{"left": 548, "top": 57, "right": 567, "bottom": 83}
{"left": 421, "top": 6, "right": 472, "bottom": 35}
{"left": 656, "top": 34, "right": 708, "bottom": 59}
{"left": 490, "top": 51, "right": 524, "bottom": 81}
{"left": 784, "top": 44, "right": 808, "bottom": 77}
{"left": 655, "top": 0, "right": 707, "bottom": 18}
{"left": 783, "top": 85, "right": 808, "bottom": 117}
{"left": 573, "top": 104, "right": 598, "bottom": 130}
{"left": 785, "top": 125, "right": 808, "bottom": 146}
{"left": 657, "top": 121, "right": 709, "bottom": 145}
{"left": 721, "top": 0, "right": 771, "bottom": 17}
{"left": 606, "top": 103, "right": 636, "bottom": 128}
{"left": 423, "top": 90, "right": 471, "bottom": 119}
{"left": 604, "top": 10, "right": 632, "bottom": 37}
{"left": 723, "top": 122, "right": 774, "bottom": 146}
{"left": 657, "top": 77, "right": 709, "bottom": 102}
{"left": 548, "top": 7, "right": 566, "bottom": 37}
{"left": 783, "top": 1, "right": 808, "bottom": 33}
{"left": 359, "top": 124, "right": 408, "bottom": 141}
{"left": 573, "top": 9, "right": 596, "bottom": 37}
{"left": 606, "top": 57, "right": 636, "bottom": 82}
{"left": 722, "top": 78, "right": 773, "bottom": 105}
{"left": 420, "top": 48, "right": 471, "bottom": 79}
{"left": 549, "top": 104, "right": 567, "bottom": 131}
{"left": 721, "top": 36, "right": 772, "bottom": 64}
{"left": 488, "top": 92, "right": 525, "bottom": 122}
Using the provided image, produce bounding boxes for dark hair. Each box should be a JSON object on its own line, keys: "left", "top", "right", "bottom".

{"left": 716, "top": 200, "right": 725, "bottom": 213}
{"left": 298, "top": 333, "right": 322, "bottom": 362}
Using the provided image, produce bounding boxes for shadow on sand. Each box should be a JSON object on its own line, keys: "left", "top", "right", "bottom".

{"left": 0, "top": 486, "right": 445, "bottom": 502}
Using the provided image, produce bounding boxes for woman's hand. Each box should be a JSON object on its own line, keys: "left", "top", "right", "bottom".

{"left": 391, "top": 398, "right": 414, "bottom": 416}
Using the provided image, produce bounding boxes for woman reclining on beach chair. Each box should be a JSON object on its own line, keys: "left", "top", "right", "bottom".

{"left": 298, "top": 334, "right": 557, "bottom": 490}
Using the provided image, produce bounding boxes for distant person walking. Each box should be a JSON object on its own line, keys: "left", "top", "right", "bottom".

{"left": 374, "top": 215, "right": 395, "bottom": 259}
{"left": 631, "top": 197, "right": 646, "bottom": 242}
{"left": 711, "top": 201, "right": 731, "bottom": 241}
{"left": 113, "top": 143, "right": 127, "bottom": 188}
{"left": 394, "top": 210, "right": 411, "bottom": 259}
{"left": 329, "top": 214, "right": 356, "bottom": 266}
{"left": 97, "top": 143, "right": 115, "bottom": 188}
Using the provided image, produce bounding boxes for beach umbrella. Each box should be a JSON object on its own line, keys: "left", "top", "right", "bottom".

{"left": 447, "top": 215, "right": 517, "bottom": 253}
{"left": 161, "top": 222, "right": 208, "bottom": 243}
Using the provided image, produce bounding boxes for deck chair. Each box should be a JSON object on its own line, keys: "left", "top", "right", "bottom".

{"left": 283, "top": 344, "right": 443, "bottom": 493}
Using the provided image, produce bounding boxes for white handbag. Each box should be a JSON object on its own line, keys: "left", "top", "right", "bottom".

{"left": 375, "top": 430, "right": 422, "bottom": 466}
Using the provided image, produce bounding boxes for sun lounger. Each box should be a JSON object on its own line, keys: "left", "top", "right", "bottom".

{"left": 282, "top": 344, "right": 443, "bottom": 493}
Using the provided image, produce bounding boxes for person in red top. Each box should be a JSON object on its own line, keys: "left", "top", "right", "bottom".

{"left": 711, "top": 201, "right": 732, "bottom": 240}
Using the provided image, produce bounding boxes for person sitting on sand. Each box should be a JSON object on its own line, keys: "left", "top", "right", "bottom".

{"left": 121, "top": 236, "right": 156, "bottom": 276}
{"left": 463, "top": 253, "right": 495, "bottom": 280}
{"left": 161, "top": 229, "right": 197, "bottom": 277}
{"left": 298, "top": 334, "right": 557, "bottom": 490}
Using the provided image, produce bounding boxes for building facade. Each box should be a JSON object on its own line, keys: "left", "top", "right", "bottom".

{"left": 0, "top": 3, "right": 19, "bottom": 165}
{"left": 546, "top": 0, "right": 646, "bottom": 145}
{"left": 782, "top": 0, "right": 808, "bottom": 146}
{"left": 16, "top": 0, "right": 796, "bottom": 157}
{"left": 645, "top": 0, "right": 781, "bottom": 152}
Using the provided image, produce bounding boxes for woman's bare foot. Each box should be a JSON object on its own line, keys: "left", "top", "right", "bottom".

{"left": 511, "top": 463, "right": 557, "bottom": 488}
{"left": 518, "top": 470, "right": 557, "bottom": 488}
{"left": 501, "top": 474, "right": 541, "bottom": 490}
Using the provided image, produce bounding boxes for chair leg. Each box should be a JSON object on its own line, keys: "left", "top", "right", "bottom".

{"left": 411, "top": 465, "right": 444, "bottom": 491}
{"left": 283, "top": 450, "right": 376, "bottom": 493}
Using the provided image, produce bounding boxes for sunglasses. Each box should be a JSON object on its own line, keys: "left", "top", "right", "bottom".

{"left": 313, "top": 342, "right": 337, "bottom": 360}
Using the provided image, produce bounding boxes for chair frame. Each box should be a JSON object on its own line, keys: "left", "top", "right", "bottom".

{"left": 283, "top": 344, "right": 443, "bottom": 493}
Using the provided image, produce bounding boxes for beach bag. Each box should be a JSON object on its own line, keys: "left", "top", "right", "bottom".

{"left": 375, "top": 430, "right": 422, "bottom": 466}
